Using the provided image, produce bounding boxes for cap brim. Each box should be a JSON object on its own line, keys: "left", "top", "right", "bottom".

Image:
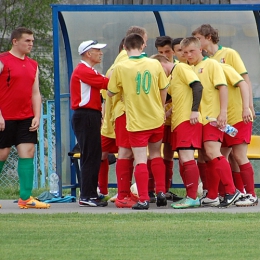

{"left": 91, "top": 43, "right": 107, "bottom": 49}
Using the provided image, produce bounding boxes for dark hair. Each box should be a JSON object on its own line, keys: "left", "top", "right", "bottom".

{"left": 155, "top": 36, "right": 173, "bottom": 49}
{"left": 124, "top": 33, "right": 144, "bottom": 51}
{"left": 125, "top": 26, "right": 147, "bottom": 38}
{"left": 192, "top": 24, "right": 219, "bottom": 44}
{"left": 10, "top": 27, "right": 33, "bottom": 43}
{"left": 119, "top": 37, "right": 125, "bottom": 53}
{"left": 172, "top": 37, "right": 183, "bottom": 48}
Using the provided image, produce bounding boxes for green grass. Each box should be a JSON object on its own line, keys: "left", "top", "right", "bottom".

{"left": 1, "top": 212, "right": 260, "bottom": 260}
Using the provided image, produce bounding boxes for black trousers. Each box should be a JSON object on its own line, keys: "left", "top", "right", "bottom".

{"left": 71, "top": 108, "right": 102, "bottom": 199}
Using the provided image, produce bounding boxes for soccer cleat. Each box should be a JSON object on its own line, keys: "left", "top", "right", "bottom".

{"left": 109, "top": 193, "right": 117, "bottom": 202}
{"left": 171, "top": 197, "right": 200, "bottom": 209}
{"left": 200, "top": 189, "right": 208, "bottom": 199}
{"left": 98, "top": 193, "right": 111, "bottom": 202}
{"left": 170, "top": 197, "right": 186, "bottom": 206}
{"left": 79, "top": 198, "right": 108, "bottom": 207}
{"left": 200, "top": 197, "right": 220, "bottom": 207}
{"left": 132, "top": 201, "right": 149, "bottom": 210}
{"left": 218, "top": 189, "right": 241, "bottom": 208}
{"left": 130, "top": 191, "right": 139, "bottom": 202}
{"left": 165, "top": 191, "right": 183, "bottom": 202}
{"left": 156, "top": 191, "right": 167, "bottom": 207}
{"left": 235, "top": 194, "right": 258, "bottom": 207}
{"left": 148, "top": 191, "right": 156, "bottom": 203}
{"left": 115, "top": 197, "right": 136, "bottom": 208}
{"left": 18, "top": 197, "right": 50, "bottom": 209}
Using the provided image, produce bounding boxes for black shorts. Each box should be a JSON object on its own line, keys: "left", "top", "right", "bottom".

{"left": 0, "top": 117, "right": 37, "bottom": 148}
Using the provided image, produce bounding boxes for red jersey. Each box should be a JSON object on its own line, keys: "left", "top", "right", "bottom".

{"left": 0, "top": 52, "right": 38, "bottom": 120}
{"left": 70, "top": 61, "right": 109, "bottom": 111}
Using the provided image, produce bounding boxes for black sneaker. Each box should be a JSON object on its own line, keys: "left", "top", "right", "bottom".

{"left": 148, "top": 191, "right": 156, "bottom": 203}
{"left": 79, "top": 198, "right": 108, "bottom": 207}
{"left": 218, "top": 189, "right": 241, "bottom": 208}
{"left": 156, "top": 192, "right": 167, "bottom": 207}
{"left": 132, "top": 201, "right": 149, "bottom": 210}
{"left": 165, "top": 191, "right": 183, "bottom": 202}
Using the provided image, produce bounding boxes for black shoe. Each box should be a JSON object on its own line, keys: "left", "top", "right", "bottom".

{"left": 132, "top": 201, "right": 149, "bottom": 210}
{"left": 79, "top": 198, "right": 108, "bottom": 207}
{"left": 165, "top": 191, "right": 183, "bottom": 202}
{"left": 156, "top": 192, "right": 167, "bottom": 207}
{"left": 148, "top": 191, "right": 156, "bottom": 203}
{"left": 218, "top": 189, "right": 241, "bottom": 208}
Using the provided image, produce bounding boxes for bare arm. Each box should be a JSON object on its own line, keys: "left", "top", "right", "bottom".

{"left": 242, "top": 73, "right": 255, "bottom": 118}
{"left": 30, "top": 67, "right": 41, "bottom": 132}
{"left": 217, "top": 85, "right": 228, "bottom": 128}
{"left": 160, "top": 88, "right": 167, "bottom": 107}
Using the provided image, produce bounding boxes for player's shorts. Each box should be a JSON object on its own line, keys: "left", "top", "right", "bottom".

{"left": 203, "top": 122, "right": 224, "bottom": 143}
{"left": 128, "top": 125, "right": 164, "bottom": 147}
{"left": 162, "top": 125, "right": 171, "bottom": 144}
{"left": 0, "top": 117, "right": 37, "bottom": 148}
{"left": 222, "top": 121, "right": 252, "bottom": 147}
{"left": 171, "top": 120, "right": 202, "bottom": 151}
{"left": 115, "top": 113, "right": 131, "bottom": 149}
{"left": 101, "top": 135, "right": 118, "bottom": 153}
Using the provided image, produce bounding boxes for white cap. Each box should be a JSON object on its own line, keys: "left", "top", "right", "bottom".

{"left": 78, "top": 40, "right": 107, "bottom": 55}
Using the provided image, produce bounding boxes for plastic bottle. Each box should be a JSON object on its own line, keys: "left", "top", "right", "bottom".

{"left": 49, "top": 172, "right": 59, "bottom": 197}
{"left": 206, "top": 116, "right": 238, "bottom": 137}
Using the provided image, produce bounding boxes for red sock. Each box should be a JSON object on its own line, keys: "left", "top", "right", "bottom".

{"left": 164, "top": 159, "right": 173, "bottom": 191}
{"left": 206, "top": 158, "right": 221, "bottom": 199}
{"left": 197, "top": 162, "right": 208, "bottom": 191}
{"left": 232, "top": 171, "right": 245, "bottom": 193}
{"left": 179, "top": 160, "right": 185, "bottom": 186}
{"left": 239, "top": 162, "right": 256, "bottom": 196}
{"left": 183, "top": 160, "right": 200, "bottom": 199}
{"left": 134, "top": 163, "right": 149, "bottom": 202}
{"left": 213, "top": 156, "right": 236, "bottom": 195}
{"left": 218, "top": 181, "right": 225, "bottom": 198}
{"left": 151, "top": 157, "right": 165, "bottom": 193}
{"left": 98, "top": 159, "right": 109, "bottom": 195}
{"left": 116, "top": 159, "right": 132, "bottom": 200}
{"left": 129, "top": 158, "right": 134, "bottom": 187}
{"left": 147, "top": 159, "right": 155, "bottom": 192}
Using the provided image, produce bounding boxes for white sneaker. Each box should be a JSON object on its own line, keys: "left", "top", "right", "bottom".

{"left": 200, "top": 189, "right": 208, "bottom": 199}
{"left": 200, "top": 197, "right": 220, "bottom": 207}
{"left": 109, "top": 193, "right": 118, "bottom": 202}
{"left": 235, "top": 194, "right": 258, "bottom": 207}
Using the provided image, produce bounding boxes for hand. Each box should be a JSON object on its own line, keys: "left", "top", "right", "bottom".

{"left": 190, "top": 111, "right": 199, "bottom": 125}
{"left": 0, "top": 115, "right": 5, "bottom": 131}
{"left": 242, "top": 108, "right": 253, "bottom": 123}
{"left": 29, "top": 117, "right": 40, "bottom": 132}
{"left": 217, "top": 112, "right": 227, "bottom": 128}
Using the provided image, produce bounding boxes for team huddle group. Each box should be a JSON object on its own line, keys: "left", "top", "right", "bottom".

{"left": 69, "top": 23, "right": 258, "bottom": 210}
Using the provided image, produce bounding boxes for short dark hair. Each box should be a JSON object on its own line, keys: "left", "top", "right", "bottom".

{"left": 192, "top": 24, "right": 219, "bottom": 44}
{"left": 10, "top": 27, "right": 33, "bottom": 43}
{"left": 172, "top": 38, "right": 183, "bottom": 48}
{"left": 155, "top": 36, "right": 173, "bottom": 49}
{"left": 124, "top": 33, "right": 144, "bottom": 51}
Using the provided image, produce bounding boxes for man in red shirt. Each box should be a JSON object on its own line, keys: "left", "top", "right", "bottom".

{"left": 0, "top": 27, "right": 50, "bottom": 209}
{"left": 70, "top": 40, "right": 109, "bottom": 207}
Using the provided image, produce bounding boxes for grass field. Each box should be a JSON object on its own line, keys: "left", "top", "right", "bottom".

{"left": 1, "top": 188, "right": 260, "bottom": 260}
{"left": 1, "top": 212, "right": 260, "bottom": 260}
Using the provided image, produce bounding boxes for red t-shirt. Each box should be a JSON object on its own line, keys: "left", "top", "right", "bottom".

{"left": 70, "top": 61, "right": 109, "bottom": 111}
{"left": 0, "top": 52, "right": 37, "bottom": 120}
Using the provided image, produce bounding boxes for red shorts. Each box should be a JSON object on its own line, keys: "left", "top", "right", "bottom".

{"left": 223, "top": 121, "right": 252, "bottom": 147}
{"left": 171, "top": 121, "right": 202, "bottom": 151}
{"left": 115, "top": 114, "right": 131, "bottom": 148}
{"left": 128, "top": 125, "right": 164, "bottom": 147}
{"left": 162, "top": 125, "right": 171, "bottom": 144}
{"left": 101, "top": 135, "right": 118, "bottom": 153}
{"left": 203, "top": 123, "right": 224, "bottom": 143}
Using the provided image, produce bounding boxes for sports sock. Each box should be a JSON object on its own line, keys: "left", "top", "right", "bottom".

{"left": 206, "top": 158, "right": 221, "bottom": 199}
{"left": 151, "top": 157, "right": 166, "bottom": 193}
{"left": 129, "top": 158, "right": 134, "bottom": 187}
{"left": 147, "top": 159, "right": 155, "bottom": 192}
{"left": 232, "top": 171, "right": 245, "bottom": 194}
{"left": 18, "top": 158, "right": 34, "bottom": 201}
{"left": 239, "top": 162, "right": 256, "bottom": 197}
{"left": 0, "top": 160, "right": 5, "bottom": 174}
{"left": 98, "top": 158, "right": 109, "bottom": 195}
{"left": 134, "top": 163, "right": 149, "bottom": 202}
{"left": 197, "top": 162, "right": 208, "bottom": 191}
{"left": 164, "top": 159, "right": 173, "bottom": 191}
{"left": 116, "top": 159, "right": 132, "bottom": 200}
{"left": 183, "top": 160, "right": 200, "bottom": 199}
{"left": 218, "top": 181, "right": 226, "bottom": 198}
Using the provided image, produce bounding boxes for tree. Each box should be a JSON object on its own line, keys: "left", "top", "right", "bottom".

{"left": 0, "top": 0, "right": 60, "bottom": 100}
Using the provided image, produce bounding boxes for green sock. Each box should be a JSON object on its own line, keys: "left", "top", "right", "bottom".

{"left": 18, "top": 158, "right": 34, "bottom": 200}
{"left": 0, "top": 161, "right": 5, "bottom": 174}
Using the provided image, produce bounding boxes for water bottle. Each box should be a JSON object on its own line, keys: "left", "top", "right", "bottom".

{"left": 49, "top": 172, "right": 59, "bottom": 197}
{"left": 206, "top": 116, "right": 238, "bottom": 137}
